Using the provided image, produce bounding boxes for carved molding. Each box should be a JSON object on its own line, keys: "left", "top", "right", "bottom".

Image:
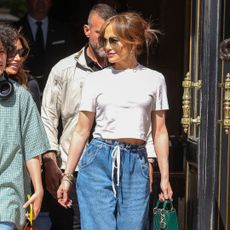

{"left": 220, "top": 38, "right": 230, "bottom": 62}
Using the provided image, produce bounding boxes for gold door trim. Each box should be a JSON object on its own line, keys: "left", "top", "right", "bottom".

{"left": 217, "top": 0, "right": 230, "bottom": 228}
{"left": 227, "top": 133, "right": 230, "bottom": 230}
{"left": 217, "top": 68, "right": 224, "bottom": 230}
{"left": 188, "top": 0, "right": 201, "bottom": 140}
{"left": 223, "top": 1, "right": 230, "bottom": 226}
{"left": 185, "top": 0, "right": 201, "bottom": 229}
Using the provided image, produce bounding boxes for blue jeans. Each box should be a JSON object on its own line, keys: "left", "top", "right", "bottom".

{"left": 77, "top": 138, "right": 150, "bottom": 230}
{"left": 0, "top": 222, "right": 14, "bottom": 230}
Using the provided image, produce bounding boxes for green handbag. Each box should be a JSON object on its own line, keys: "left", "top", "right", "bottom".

{"left": 152, "top": 199, "right": 179, "bottom": 230}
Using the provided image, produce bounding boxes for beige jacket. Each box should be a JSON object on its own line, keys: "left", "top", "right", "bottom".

{"left": 41, "top": 47, "right": 94, "bottom": 169}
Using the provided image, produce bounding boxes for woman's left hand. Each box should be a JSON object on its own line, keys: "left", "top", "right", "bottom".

{"left": 159, "top": 178, "right": 173, "bottom": 201}
{"left": 23, "top": 190, "right": 44, "bottom": 220}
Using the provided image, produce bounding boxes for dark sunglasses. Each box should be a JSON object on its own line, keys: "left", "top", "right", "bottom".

{"left": 14, "top": 48, "right": 28, "bottom": 58}
{"left": 100, "top": 36, "right": 120, "bottom": 48}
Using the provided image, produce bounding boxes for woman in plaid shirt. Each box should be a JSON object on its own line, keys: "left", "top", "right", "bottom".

{"left": 0, "top": 24, "right": 50, "bottom": 230}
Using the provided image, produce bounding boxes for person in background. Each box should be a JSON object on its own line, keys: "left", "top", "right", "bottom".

{"left": 41, "top": 3, "right": 116, "bottom": 230}
{"left": 5, "top": 33, "right": 41, "bottom": 111}
{"left": 95, "top": 0, "right": 128, "bottom": 12}
{"left": 0, "top": 24, "right": 50, "bottom": 230}
{"left": 14, "top": 0, "right": 77, "bottom": 92}
{"left": 57, "top": 12, "right": 173, "bottom": 230}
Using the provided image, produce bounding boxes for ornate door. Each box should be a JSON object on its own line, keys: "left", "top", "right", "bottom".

{"left": 218, "top": 0, "right": 230, "bottom": 228}
{"left": 181, "top": 1, "right": 201, "bottom": 229}
{"left": 181, "top": 0, "right": 230, "bottom": 229}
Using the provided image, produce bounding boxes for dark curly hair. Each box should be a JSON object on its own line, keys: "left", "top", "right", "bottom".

{"left": 0, "top": 23, "right": 18, "bottom": 57}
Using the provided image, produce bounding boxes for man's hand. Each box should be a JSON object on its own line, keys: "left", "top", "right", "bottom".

{"left": 43, "top": 151, "right": 63, "bottom": 199}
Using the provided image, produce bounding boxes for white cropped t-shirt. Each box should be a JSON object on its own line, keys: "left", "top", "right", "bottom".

{"left": 80, "top": 64, "right": 169, "bottom": 141}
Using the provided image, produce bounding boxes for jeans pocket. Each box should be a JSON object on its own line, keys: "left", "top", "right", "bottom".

{"left": 79, "top": 143, "right": 99, "bottom": 169}
{"left": 141, "top": 161, "right": 150, "bottom": 179}
{"left": 138, "top": 150, "right": 149, "bottom": 179}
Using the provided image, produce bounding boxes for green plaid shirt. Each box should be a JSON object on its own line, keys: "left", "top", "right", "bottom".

{"left": 0, "top": 81, "right": 50, "bottom": 228}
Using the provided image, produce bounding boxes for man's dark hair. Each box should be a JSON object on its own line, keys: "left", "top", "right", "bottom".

{"left": 88, "top": 3, "right": 117, "bottom": 25}
{"left": 0, "top": 24, "right": 18, "bottom": 57}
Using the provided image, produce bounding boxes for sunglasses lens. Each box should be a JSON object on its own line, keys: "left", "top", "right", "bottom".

{"left": 100, "top": 37, "right": 120, "bottom": 48}
{"left": 17, "top": 48, "right": 26, "bottom": 57}
{"left": 109, "top": 37, "right": 119, "bottom": 47}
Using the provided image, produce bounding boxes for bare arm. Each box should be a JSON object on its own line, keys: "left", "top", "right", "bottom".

{"left": 57, "top": 111, "right": 95, "bottom": 207}
{"left": 145, "top": 130, "right": 155, "bottom": 192}
{"left": 151, "top": 110, "right": 173, "bottom": 200}
{"left": 23, "top": 156, "right": 44, "bottom": 220}
{"left": 148, "top": 161, "right": 154, "bottom": 193}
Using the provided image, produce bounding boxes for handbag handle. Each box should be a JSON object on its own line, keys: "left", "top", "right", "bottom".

{"left": 153, "top": 199, "right": 179, "bottom": 230}
{"left": 155, "top": 199, "right": 174, "bottom": 211}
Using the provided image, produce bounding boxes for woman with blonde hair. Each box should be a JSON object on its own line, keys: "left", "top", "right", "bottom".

{"left": 58, "top": 12, "right": 173, "bottom": 230}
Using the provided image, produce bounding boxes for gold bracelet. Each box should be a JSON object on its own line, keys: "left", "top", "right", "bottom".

{"left": 63, "top": 172, "right": 74, "bottom": 180}
{"left": 62, "top": 173, "right": 74, "bottom": 184}
{"left": 61, "top": 177, "right": 73, "bottom": 185}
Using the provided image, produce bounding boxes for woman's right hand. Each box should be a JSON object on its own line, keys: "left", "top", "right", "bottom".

{"left": 57, "top": 180, "right": 73, "bottom": 208}
{"left": 159, "top": 178, "right": 173, "bottom": 201}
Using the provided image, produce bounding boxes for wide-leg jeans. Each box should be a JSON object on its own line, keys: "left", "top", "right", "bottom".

{"left": 77, "top": 138, "right": 150, "bottom": 230}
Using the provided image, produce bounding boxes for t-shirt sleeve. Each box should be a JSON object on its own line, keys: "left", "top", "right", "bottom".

{"left": 152, "top": 74, "right": 169, "bottom": 111}
{"left": 79, "top": 78, "right": 97, "bottom": 112}
{"left": 21, "top": 92, "right": 50, "bottom": 160}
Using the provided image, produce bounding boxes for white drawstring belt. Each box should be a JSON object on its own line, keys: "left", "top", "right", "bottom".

{"left": 111, "top": 145, "right": 121, "bottom": 198}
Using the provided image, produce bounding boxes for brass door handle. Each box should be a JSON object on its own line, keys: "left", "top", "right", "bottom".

{"left": 223, "top": 73, "right": 230, "bottom": 134}
{"left": 191, "top": 116, "right": 201, "bottom": 125}
{"left": 181, "top": 72, "right": 202, "bottom": 133}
